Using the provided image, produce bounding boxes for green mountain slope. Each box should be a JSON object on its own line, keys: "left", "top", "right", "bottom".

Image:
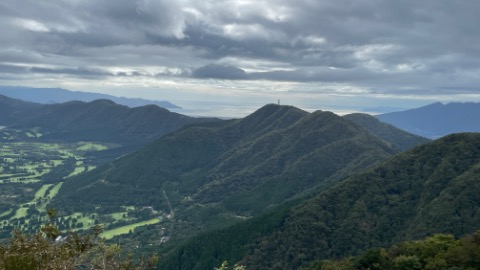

{"left": 53, "top": 104, "right": 428, "bottom": 251}
{"left": 0, "top": 97, "right": 218, "bottom": 146}
{"left": 304, "top": 230, "right": 480, "bottom": 270}
{"left": 344, "top": 113, "right": 430, "bottom": 151}
{"left": 55, "top": 105, "right": 394, "bottom": 211}
{"left": 245, "top": 132, "right": 480, "bottom": 269}
{"left": 157, "top": 133, "right": 480, "bottom": 270}
{"left": 0, "top": 95, "right": 40, "bottom": 124}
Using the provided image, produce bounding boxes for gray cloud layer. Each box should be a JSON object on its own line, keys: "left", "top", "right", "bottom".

{"left": 1, "top": 0, "right": 480, "bottom": 98}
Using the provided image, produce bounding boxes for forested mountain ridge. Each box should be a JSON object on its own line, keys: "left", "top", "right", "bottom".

{"left": 245, "top": 132, "right": 480, "bottom": 269}
{"left": 0, "top": 95, "right": 219, "bottom": 146}
{"left": 52, "top": 104, "right": 428, "bottom": 249}
{"left": 55, "top": 104, "right": 393, "bottom": 210}
{"left": 157, "top": 132, "right": 480, "bottom": 270}
{"left": 377, "top": 102, "right": 480, "bottom": 138}
{"left": 0, "top": 95, "right": 40, "bottom": 124}
{"left": 344, "top": 113, "right": 430, "bottom": 151}
{"left": 0, "top": 86, "right": 180, "bottom": 109}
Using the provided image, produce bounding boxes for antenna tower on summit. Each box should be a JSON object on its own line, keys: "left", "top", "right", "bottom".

{"left": 277, "top": 99, "right": 280, "bottom": 105}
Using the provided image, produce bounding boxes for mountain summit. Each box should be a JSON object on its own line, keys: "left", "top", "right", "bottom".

{"left": 0, "top": 95, "right": 218, "bottom": 147}
{"left": 377, "top": 102, "right": 480, "bottom": 138}
{"left": 53, "top": 104, "right": 427, "bottom": 243}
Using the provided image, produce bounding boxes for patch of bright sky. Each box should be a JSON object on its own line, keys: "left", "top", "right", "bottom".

{"left": 45, "top": 77, "right": 443, "bottom": 117}
{"left": 3, "top": 72, "right": 477, "bottom": 118}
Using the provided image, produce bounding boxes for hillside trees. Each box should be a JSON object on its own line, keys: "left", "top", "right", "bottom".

{"left": 0, "top": 210, "right": 158, "bottom": 270}
{"left": 303, "top": 231, "right": 480, "bottom": 270}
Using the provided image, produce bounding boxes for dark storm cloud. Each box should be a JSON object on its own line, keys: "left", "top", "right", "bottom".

{"left": 0, "top": 0, "right": 479, "bottom": 95}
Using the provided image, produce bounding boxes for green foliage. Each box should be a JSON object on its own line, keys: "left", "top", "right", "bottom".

{"left": 240, "top": 133, "right": 480, "bottom": 269}
{"left": 1, "top": 97, "right": 219, "bottom": 146}
{"left": 214, "top": 260, "right": 245, "bottom": 270}
{"left": 0, "top": 210, "right": 158, "bottom": 270}
{"left": 304, "top": 231, "right": 480, "bottom": 270}
{"left": 343, "top": 113, "right": 430, "bottom": 151}
{"left": 157, "top": 201, "right": 295, "bottom": 270}
{"left": 160, "top": 133, "right": 480, "bottom": 269}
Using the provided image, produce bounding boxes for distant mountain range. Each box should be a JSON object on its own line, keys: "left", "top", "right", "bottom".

{"left": 158, "top": 133, "right": 480, "bottom": 269}
{"left": 52, "top": 104, "right": 428, "bottom": 249}
{"left": 377, "top": 102, "right": 480, "bottom": 139}
{"left": 0, "top": 94, "right": 218, "bottom": 148}
{"left": 0, "top": 86, "right": 180, "bottom": 109}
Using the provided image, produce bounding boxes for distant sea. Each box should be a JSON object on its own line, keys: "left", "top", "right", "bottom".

{"left": 171, "top": 103, "right": 261, "bottom": 119}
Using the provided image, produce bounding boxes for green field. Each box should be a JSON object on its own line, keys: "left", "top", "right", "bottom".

{"left": 0, "top": 132, "right": 168, "bottom": 243}
{"left": 33, "top": 184, "right": 54, "bottom": 200}
{"left": 109, "top": 212, "right": 128, "bottom": 221}
{"left": 48, "top": 182, "right": 63, "bottom": 198}
{"left": 0, "top": 210, "right": 12, "bottom": 218}
{"left": 12, "top": 207, "right": 28, "bottom": 220}
{"left": 0, "top": 138, "right": 117, "bottom": 237}
{"left": 66, "top": 165, "right": 85, "bottom": 178}
{"left": 100, "top": 218, "right": 161, "bottom": 240}
{"left": 76, "top": 142, "right": 108, "bottom": 151}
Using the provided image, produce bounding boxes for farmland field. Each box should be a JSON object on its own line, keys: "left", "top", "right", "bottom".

{"left": 0, "top": 135, "right": 164, "bottom": 243}
{"left": 100, "top": 218, "right": 161, "bottom": 240}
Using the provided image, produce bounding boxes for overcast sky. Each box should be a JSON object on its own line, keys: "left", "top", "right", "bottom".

{"left": 1, "top": 0, "right": 479, "bottom": 117}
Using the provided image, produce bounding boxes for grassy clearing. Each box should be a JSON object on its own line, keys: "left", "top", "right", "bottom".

{"left": 63, "top": 212, "right": 96, "bottom": 229}
{"left": 33, "top": 184, "right": 53, "bottom": 200}
{"left": 58, "top": 149, "right": 76, "bottom": 159}
{"left": 9, "top": 179, "right": 41, "bottom": 184}
{"left": 12, "top": 207, "right": 29, "bottom": 220}
{"left": 52, "top": 160, "right": 63, "bottom": 166}
{"left": 66, "top": 166, "right": 85, "bottom": 178}
{"left": 48, "top": 182, "right": 63, "bottom": 198}
{"left": 100, "top": 218, "right": 161, "bottom": 240}
{"left": 76, "top": 142, "right": 108, "bottom": 151}
{"left": 109, "top": 212, "right": 128, "bottom": 221}
{"left": 37, "top": 182, "right": 64, "bottom": 212}
{"left": 0, "top": 209, "right": 12, "bottom": 218}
